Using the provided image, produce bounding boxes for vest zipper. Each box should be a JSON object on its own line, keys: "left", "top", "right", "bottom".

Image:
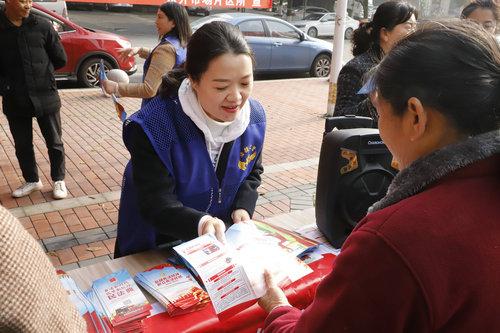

{"left": 205, "top": 188, "right": 214, "bottom": 212}
{"left": 218, "top": 188, "right": 222, "bottom": 204}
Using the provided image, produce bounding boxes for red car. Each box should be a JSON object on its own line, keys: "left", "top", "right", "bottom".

{"left": 31, "top": 3, "right": 136, "bottom": 87}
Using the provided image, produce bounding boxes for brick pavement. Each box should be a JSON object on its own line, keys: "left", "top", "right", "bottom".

{"left": 0, "top": 78, "right": 329, "bottom": 270}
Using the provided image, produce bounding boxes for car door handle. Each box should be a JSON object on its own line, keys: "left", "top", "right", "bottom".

{"left": 273, "top": 42, "right": 282, "bottom": 47}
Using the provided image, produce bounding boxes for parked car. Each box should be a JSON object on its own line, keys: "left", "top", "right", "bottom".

{"left": 290, "top": 6, "right": 329, "bottom": 20}
{"left": 293, "top": 12, "right": 360, "bottom": 39}
{"left": 191, "top": 13, "right": 333, "bottom": 77}
{"left": 34, "top": 0, "right": 68, "bottom": 19}
{"left": 186, "top": 6, "right": 210, "bottom": 16}
{"left": 9, "top": 2, "right": 137, "bottom": 87}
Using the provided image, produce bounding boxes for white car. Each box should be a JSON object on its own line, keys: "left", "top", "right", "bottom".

{"left": 293, "top": 12, "right": 360, "bottom": 39}
{"left": 35, "top": 0, "right": 68, "bottom": 19}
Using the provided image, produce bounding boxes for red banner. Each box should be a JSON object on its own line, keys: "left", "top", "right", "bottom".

{"left": 68, "top": 0, "right": 273, "bottom": 9}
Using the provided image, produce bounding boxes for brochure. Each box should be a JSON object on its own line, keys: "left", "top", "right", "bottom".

{"left": 92, "top": 269, "right": 151, "bottom": 332}
{"left": 99, "top": 60, "right": 127, "bottom": 122}
{"left": 134, "top": 263, "right": 210, "bottom": 316}
{"left": 294, "top": 224, "right": 342, "bottom": 263}
{"left": 58, "top": 270, "right": 104, "bottom": 333}
{"left": 173, "top": 221, "right": 315, "bottom": 317}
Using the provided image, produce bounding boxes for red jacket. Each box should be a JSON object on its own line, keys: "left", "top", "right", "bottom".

{"left": 265, "top": 139, "right": 500, "bottom": 332}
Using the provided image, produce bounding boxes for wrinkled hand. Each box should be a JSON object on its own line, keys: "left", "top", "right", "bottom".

{"left": 102, "top": 79, "right": 118, "bottom": 95}
{"left": 231, "top": 209, "right": 251, "bottom": 224}
{"left": 201, "top": 217, "right": 226, "bottom": 244}
{"left": 258, "top": 270, "right": 290, "bottom": 313}
{"left": 118, "top": 47, "right": 140, "bottom": 61}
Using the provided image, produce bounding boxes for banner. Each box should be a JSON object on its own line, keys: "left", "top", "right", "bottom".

{"left": 68, "top": 0, "right": 273, "bottom": 9}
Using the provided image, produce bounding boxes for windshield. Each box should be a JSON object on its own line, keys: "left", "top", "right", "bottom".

{"left": 304, "top": 13, "right": 324, "bottom": 21}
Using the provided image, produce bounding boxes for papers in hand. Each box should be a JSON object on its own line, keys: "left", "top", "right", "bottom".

{"left": 99, "top": 59, "right": 127, "bottom": 122}
{"left": 173, "top": 221, "right": 314, "bottom": 316}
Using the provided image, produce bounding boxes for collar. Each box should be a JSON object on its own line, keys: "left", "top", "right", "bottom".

{"left": 0, "top": 10, "right": 36, "bottom": 29}
{"left": 369, "top": 130, "right": 500, "bottom": 213}
{"left": 178, "top": 78, "right": 250, "bottom": 148}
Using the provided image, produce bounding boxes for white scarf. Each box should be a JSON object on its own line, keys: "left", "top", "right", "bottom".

{"left": 178, "top": 78, "right": 250, "bottom": 167}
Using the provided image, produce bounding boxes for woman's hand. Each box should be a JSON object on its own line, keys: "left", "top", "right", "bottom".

{"left": 118, "top": 47, "right": 140, "bottom": 61}
{"left": 258, "top": 270, "right": 291, "bottom": 313}
{"left": 231, "top": 209, "right": 251, "bottom": 223}
{"left": 201, "top": 217, "right": 226, "bottom": 244}
{"left": 102, "top": 79, "right": 118, "bottom": 95}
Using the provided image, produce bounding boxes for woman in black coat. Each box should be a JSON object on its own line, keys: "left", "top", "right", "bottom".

{"left": 334, "top": 1, "right": 417, "bottom": 122}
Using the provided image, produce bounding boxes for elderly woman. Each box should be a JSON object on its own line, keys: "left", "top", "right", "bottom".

{"left": 259, "top": 20, "right": 500, "bottom": 332}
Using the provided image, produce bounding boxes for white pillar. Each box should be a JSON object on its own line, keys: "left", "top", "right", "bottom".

{"left": 326, "top": 0, "right": 348, "bottom": 117}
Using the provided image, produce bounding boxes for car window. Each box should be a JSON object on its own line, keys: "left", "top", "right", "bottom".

{"left": 32, "top": 10, "right": 72, "bottom": 32}
{"left": 238, "top": 20, "right": 266, "bottom": 37}
{"left": 304, "top": 13, "right": 323, "bottom": 21}
{"left": 322, "top": 14, "right": 335, "bottom": 22}
{"left": 266, "top": 20, "right": 300, "bottom": 39}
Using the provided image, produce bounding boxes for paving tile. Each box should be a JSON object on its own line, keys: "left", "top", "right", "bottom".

{"left": 72, "top": 244, "right": 95, "bottom": 261}
{"left": 55, "top": 248, "right": 78, "bottom": 265}
{"left": 52, "top": 222, "right": 70, "bottom": 236}
{"left": 77, "top": 233, "right": 109, "bottom": 245}
{"left": 73, "top": 227, "right": 104, "bottom": 239}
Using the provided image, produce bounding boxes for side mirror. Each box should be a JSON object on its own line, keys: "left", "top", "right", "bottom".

{"left": 299, "top": 32, "right": 306, "bottom": 41}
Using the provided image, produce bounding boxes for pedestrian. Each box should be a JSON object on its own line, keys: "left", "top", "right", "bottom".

{"left": 0, "top": 205, "right": 87, "bottom": 332}
{"left": 334, "top": 1, "right": 417, "bottom": 122}
{"left": 461, "top": 0, "right": 498, "bottom": 35}
{"left": 102, "top": 2, "right": 191, "bottom": 106}
{"left": 259, "top": 20, "right": 500, "bottom": 332}
{"left": 114, "top": 21, "right": 266, "bottom": 258}
{"left": 0, "top": 0, "right": 68, "bottom": 199}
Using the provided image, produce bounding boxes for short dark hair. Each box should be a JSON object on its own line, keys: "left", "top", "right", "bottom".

{"left": 461, "top": 0, "right": 499, "bottom": 21}
{"left": 159, "top": 2, "right": 192, "bottom": 47}
{"left": 352, "top": 1, "right": 417, "bottom": 57}
{"left": 372, "top": 20, "right": 500, "bottom": 136}
{"left": 160, "top": 21, "right": 254, "bottom": 97}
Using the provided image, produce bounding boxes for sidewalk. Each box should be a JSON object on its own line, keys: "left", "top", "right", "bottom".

{"left": 0, "top": 78, "right": 329, "bottom": 270}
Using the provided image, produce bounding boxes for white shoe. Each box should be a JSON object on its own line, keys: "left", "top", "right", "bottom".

{"left": 12, "top": 180, "right": 43, "bottom": 198}
{"left": 53, "top": 180, "right": 68, "bottom": 199}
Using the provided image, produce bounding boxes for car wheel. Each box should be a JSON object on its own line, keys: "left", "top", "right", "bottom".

{"left": 307, "top": 27, "right": 318, "bottom": 38}
{"left": 77, "top": 58, "right": 113, "bottom": 88}
{"left": 310, "top": 54, "right": 331, "bottom": 77}
{"left": 345, "top": 27, "right": 354, "bottom": 40}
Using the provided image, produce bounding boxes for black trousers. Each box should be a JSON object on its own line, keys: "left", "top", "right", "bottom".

{"left": 6, "top": 112, "right": 65, "bottom": 182}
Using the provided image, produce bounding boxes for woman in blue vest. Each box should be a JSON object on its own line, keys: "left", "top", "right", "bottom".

{"left": 102, "top": 2, "right": 191, "bottom": 106}
{"left": 115, "top": 21, "right": 266, "bottom": 258}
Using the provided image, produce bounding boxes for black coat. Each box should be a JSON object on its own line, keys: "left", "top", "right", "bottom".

{"left": 0, "top": 10, "right": 67, "bottom": 117}
{"left": 334, "top": 48, "right": 380, "bottom": 120}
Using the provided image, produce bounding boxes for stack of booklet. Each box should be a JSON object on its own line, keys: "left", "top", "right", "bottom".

{"left": 90, "top": 269, "right": 152, "bottom": 332}
{"left": 134, "top": 263, "right": 210, "bottom": 316}
{"left": 58, "top": 271, "right": 106, "bottom": 333}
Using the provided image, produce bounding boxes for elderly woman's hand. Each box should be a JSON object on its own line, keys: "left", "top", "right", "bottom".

{"left": 231, "top": 209, "right": 251, "bottom": 224}
{"left": 258, "top": 270, "right": 291, "bottom": 313}
{"left": 102, "top": 79, "right": 118, "bottom": 95}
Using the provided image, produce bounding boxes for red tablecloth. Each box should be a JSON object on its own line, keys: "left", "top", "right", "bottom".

{"left": 144, "top": 253, "right": 336, "bottom": 333}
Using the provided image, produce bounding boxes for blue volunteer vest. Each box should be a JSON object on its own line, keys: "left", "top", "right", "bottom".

{"left": 116, "top": 96, "right": 266, "bottom": 257}
{"left": 141, "top": 35, "right": 186, "bottom": 107}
